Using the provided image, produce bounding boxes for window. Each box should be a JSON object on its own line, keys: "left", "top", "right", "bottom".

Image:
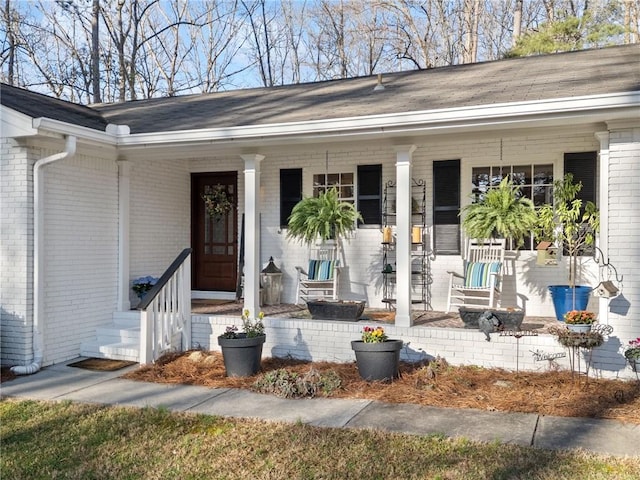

{"left": 471, "top": 164, "right": 554, "bottom": 250}
{"left": 433, "top": 160, "right": 461, "bottom": 254}
{"left": 313, "top": 172, "right": 354, "bottom": 201}
{"left": 280, "top": 169, "right": 302, "bottom": 227}
{"left": 357, "top": 165, "right": 382, "bottom": 226}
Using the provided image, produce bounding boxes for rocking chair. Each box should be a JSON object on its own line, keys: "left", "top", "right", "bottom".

{"left": 295, "top": 244, "right": 340, "bottom": 304}
{"left": 446, "top": 238, "right": 506, "bottom": 312}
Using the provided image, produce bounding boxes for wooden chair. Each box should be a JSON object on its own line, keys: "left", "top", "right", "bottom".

{"left": 446, "top": 238, "right": 506, "bottom": 312}
{"left": 295, "top": 244, "right": 340, "bottom": 304}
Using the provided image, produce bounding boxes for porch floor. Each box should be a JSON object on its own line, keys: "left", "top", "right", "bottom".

{"left": 191, "top": 300, "right": 558, "bottom": 333}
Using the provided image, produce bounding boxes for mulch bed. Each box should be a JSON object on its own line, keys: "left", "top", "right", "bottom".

{"left": 123, "top": 350, "right": 640, "bottom": 424}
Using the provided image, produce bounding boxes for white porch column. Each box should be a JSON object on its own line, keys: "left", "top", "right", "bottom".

{"left": 240, "top": 154, "right": 265, "bottom": 318}
{"left": 117, "top": 159, "right": 131, "bottom": 311}
{"left": 394, "top": 145, "right": 417, "bottom": 327}
{"left": 595, "top": 131, "right": 610, "bottom": 324}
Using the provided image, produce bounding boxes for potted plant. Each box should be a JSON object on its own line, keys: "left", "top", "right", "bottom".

{"left": 624, "top": 337, "right": 640, "bottom": 371}
{"left": 351, "top": 326, "right": 403, "bottom": 382}
{"left": 287, "top": 187, "right": 363, "bottom": 246}
{"left": 563, "top": 310, "right": 596, "bottom": 333}
{"left": 535, "top": 174, "right": 600, "bottom": 321}
{"left": 461, "top": 177, "right": 537, "bottom": 248}
{"left": 217, "top": 310, "right": 266, "bottom": 377}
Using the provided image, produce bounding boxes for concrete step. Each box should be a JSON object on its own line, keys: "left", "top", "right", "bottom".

{"left": 95, "top": 325, "right": 140, "bottom": 344}
{"left": 113, "top": 311, "right": 141, "bottom": 328}
{"left": 80, "top": 340, "right": 139, "bottom": 362}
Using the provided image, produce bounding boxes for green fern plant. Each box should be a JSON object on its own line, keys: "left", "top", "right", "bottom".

{"left": 286, "top": 187, "right": 363, "bottom": 245}
{"left": 461, "top": 177, "right": 537, "bottom": 248}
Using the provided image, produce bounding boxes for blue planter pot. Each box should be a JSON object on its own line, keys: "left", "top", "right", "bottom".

{"left": 548, "top": 285, "right": 592, "bottom": 322}
{"left": 218, "top": 334, "right": 266, "bottom": 377}
{"left": 351, "top": 339, "right": 403, "bottom": 382}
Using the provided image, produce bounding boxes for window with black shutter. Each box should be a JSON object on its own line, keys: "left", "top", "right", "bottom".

{"left": 564, "top": 152, "right": 597, "bottom": 207}
{"left": 357, "top": 164, "right": 382, "bottom": 226}
{"left": 564, "top": 151, "right": 597, "bottom": 256}
{"left": 433, "top": 160, "right": 461, "bottom": 254}
{"left": 280, "top": 168, "right": 302, "bottom": 227}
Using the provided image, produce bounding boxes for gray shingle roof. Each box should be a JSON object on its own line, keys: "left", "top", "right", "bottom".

{"left": 95, "top": 44, "right": 640, "bottom": 134}
{"left": 2, "top": 44, "right": 639, "bottom": 135}
{"left": 0, "top": 83, "right": 109, "bottom": 131}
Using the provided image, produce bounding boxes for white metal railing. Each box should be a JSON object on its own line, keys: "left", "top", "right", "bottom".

{"left": 138, "top": 249, "right": 192, "bottom": 364}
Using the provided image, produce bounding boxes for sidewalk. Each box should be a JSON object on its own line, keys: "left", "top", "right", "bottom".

{"left": 2, "top": 360, "right": 639, "bottom": 458}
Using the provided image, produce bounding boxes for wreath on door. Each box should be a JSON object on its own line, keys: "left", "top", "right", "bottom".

{"left": 202, "top": 184, "right": 233, "bottom": 217}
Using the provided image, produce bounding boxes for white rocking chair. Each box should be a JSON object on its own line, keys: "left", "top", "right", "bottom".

{"left": 295, "top": 244, "right": 340, "bottom": 305}
{"left": 446, "top": 238, "right": 506, "bottom": 312}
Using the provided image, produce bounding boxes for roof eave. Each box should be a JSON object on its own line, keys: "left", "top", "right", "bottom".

{"left": 115, "top": 91, "right": 640, "bottom": 149}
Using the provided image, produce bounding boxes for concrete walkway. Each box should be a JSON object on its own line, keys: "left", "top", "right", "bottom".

{"left": 2, "top": 360, "right": 639, "bottom": 458}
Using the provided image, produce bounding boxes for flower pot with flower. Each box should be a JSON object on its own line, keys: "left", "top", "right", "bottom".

{"left": 350, "top": 326, "right": 403, "bottom": 382}
{"left": 217, "top": 310, "right": 266, "bottom": 377}
{"left": 624, "top": 337, "right": 640, "bottom": 372}
{"left": 563, "top": 310, "right": 596, "bottom": 333}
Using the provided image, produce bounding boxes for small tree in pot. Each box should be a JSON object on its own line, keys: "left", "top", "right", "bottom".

{"left": 535, "top": 174, "right": 599, "bottom": 319}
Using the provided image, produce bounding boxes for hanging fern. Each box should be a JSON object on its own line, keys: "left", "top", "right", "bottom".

{"left": 286, "top": 187, "right": 363, "bottom": 245}
{"left": 461, "top": 177, "right": 537, "bottom": 248}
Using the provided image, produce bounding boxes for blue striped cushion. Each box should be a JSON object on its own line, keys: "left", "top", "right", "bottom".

{"left": 464, "top": 262, "right": 501, "bottom": 288}
{"left": 308, "top": 259, "right": 336, "bottom": 280}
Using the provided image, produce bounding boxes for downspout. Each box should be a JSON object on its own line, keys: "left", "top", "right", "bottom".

{"left": 11, "top": 135, "right": 77, "bottom": 375}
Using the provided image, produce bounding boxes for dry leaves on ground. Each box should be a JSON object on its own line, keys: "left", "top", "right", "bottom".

{"left": 123, "top": 350, "right": 640, "bottom": 424}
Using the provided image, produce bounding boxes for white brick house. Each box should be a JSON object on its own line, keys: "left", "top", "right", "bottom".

{"left": 2, "top": 45, "right": 639, "bottom": 378}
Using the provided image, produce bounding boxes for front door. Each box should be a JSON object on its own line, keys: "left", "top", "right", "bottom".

{"left": 192, "top": 172, "right": 238, "bottom": 291}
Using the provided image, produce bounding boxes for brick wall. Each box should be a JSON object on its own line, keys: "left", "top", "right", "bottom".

{"left": 1, "top": 138, "right": 34, "bottom": 365}
{"left": 192, "top": 314, "right": 638, "bottom": 380}
{"left": 41, "top": 152, "right": 119, "bottom": 364}
{"left": 607, "top": 124, "right": 640, "bottom": 362}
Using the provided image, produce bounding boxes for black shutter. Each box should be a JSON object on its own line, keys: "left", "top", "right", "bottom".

{"left": 357, "top": 164, "right": 382, "bottom": 226}
{"left": 564, "top": 152, "right": 597, "bottom": 206}
{"left": 280, "top": 169, "right": 302, "bottom": 227}
{"left": 433, "top": 160, "right": 461, "bottom": 254}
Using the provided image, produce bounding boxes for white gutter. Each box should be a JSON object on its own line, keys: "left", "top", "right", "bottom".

{"left": 11, "top": 135, "right": 77, "bottom": 375}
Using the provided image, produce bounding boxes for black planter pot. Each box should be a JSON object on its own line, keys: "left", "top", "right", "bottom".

{"left": 351, "top": 339, "right": 403, "bottom": 382}
{"left": 218, "top": 334, "right": 266, "bottom": 377}
{"left": 307, "top": 300, "right": 365, "bottom": 320}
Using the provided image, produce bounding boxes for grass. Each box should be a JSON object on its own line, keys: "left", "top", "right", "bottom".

{"left": 2, "top": 398, "right": 639, "bottom": 480}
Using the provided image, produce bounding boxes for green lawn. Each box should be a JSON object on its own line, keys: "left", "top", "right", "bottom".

{"left": 1, "top": 399, "right": 638, "bottom": 479}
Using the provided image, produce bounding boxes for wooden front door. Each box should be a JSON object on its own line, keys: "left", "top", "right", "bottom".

{"left": 192, "top": 172, "right": 238, "bottom": 291}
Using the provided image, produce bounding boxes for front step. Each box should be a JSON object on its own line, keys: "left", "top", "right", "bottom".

{"left": 80, "top": 311, "right": 141, "bottom": 362}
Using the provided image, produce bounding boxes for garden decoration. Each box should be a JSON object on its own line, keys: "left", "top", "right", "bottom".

{"left": 548, "top": 323, "right": 613, "bottom": 382}
{"left": 218, "top": 310, "right": 266, "bottom": 377}
{"left": 351, "top": 326, "right": 403, "bottom": 382}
